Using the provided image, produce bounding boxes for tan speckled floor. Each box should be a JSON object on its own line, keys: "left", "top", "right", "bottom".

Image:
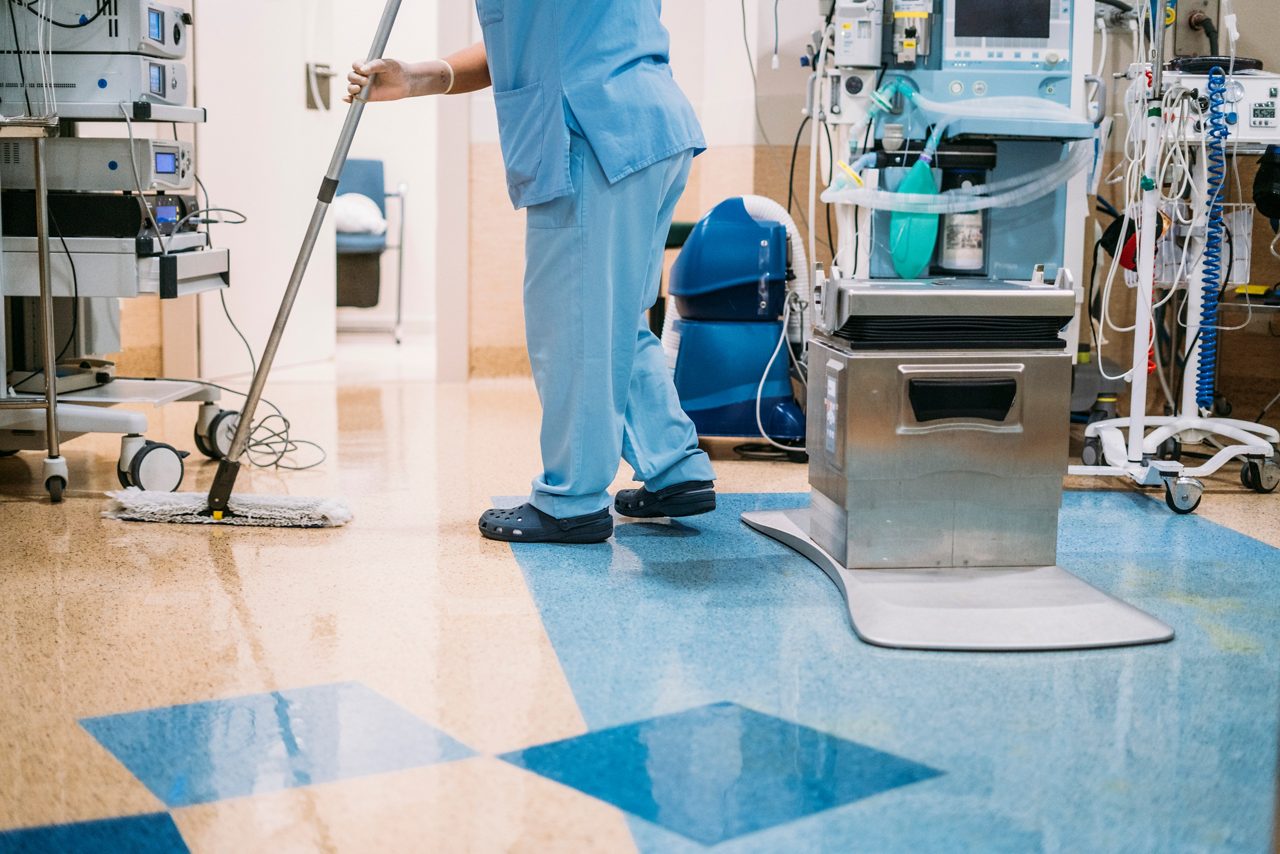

{"left": 1, "top": 335, "right": 1276, "bottom": 850}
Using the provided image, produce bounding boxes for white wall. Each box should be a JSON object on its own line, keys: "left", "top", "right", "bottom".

{"left": 193, "top": 0, "right": 338, "bottom": 378}
{"left": 333, "top": 1, "right": 439, "bottom": 336}
{"left": 192, "top": 0, "right": 439, "bottom": 378}
{"left": 662, "top": 0, "right": 814, "bottom": 148}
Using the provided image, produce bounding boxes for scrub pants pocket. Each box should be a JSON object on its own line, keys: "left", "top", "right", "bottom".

{"left": 527, "top": 135, "right": 585, "bottom": 230}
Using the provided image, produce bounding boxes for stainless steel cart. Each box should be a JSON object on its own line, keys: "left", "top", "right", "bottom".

{"left": 0, "top": 119, "right": 67, "bottom": 502}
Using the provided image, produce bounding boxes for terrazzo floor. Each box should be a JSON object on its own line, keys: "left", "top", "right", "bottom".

{"left": 1, "top": 335, "right": 1278, "bottom": 853}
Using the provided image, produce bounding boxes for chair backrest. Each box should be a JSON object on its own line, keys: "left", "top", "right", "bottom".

{"left": 336, "top": 159, "right": 387, "bottom": 216}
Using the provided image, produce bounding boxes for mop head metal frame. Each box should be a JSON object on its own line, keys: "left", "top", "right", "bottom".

{"left": 104, "top": 489, "right": 352, "bottom": 528}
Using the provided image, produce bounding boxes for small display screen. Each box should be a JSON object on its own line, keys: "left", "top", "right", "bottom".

{"left": 148, "top": 9, "right": 164, "bottom": 42}
{"left": 154, "top": 152, "right": 178, "bottom": 174}
{"left": 155, "top": 204, "right": 179, "bottom": 225}
{"left": 1254, "top": 104, "right": 1277, "bottom": 119}
{"left": 955, "top": 0, "right": 1052, "bottom": 40}
{"left": 149, "top": 63, "right": 165, "bottom": 97}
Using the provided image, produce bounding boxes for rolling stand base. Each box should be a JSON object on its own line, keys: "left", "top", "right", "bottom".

{"left": 742, "top": 508, "right": 1174, "bottom": 652}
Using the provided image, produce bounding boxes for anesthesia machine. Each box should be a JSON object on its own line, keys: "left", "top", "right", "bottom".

{"left": 740, "top": 0, "right": 1178, "bottom": 650}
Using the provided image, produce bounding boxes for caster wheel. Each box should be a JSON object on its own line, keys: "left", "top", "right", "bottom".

{"left": 1156, "top": 437, "right": 1182, "bottom": 462}
{"left": 128, "top": 441, "right": 188, "bottom": 493}
{"left": 117, "top": 466, "right": 132, "bottom": 489}
{"left": 1164, "top": 476, "right": 1204, "bottom": 515}
{"left": 1213, "top": 395, "right": 1233, "bottom": 418}
{"left": 46, "top": 476, "right": 64, "bottom": 503}
{"left": 195, "top": 410, "right": 240, "bottom": 460}
{"left": 1241, "top": 458, "right": 1280, "bottom": 494}
{"left": 1086, "top": 408, "right": 1111, "bottom": 427}
{"left": 194, "top": 427, "right": 215, "bottom": 459}
{"left": 1081, "top": 436, "right": 1104, "bottom": 467}
{"left": 207, "top": 410, "right": 240, "bottom": 460}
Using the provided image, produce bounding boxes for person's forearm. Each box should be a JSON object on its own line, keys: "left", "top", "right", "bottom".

{"left": 445, "top": 42, "right": 491, "bottom": 94}
{"left": 409, "top": 42, "right": 490, "bottom": 97}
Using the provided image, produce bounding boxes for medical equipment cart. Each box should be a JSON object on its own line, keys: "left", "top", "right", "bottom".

{"left": 0, "top": 119, "right": 66, "bottom": 500}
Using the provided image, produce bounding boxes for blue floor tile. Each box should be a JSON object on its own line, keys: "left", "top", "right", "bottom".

{"left": 0, "top": 813, "right": 187, "bottom": 854}
{"left": 80, "top": 682, "right": 473, "bottom": 808}
{"left": 502, "top": 701, "right": 939, "bottom": 845}
{"left": 506, "top": 492, "right": 1280, "bottom": 853}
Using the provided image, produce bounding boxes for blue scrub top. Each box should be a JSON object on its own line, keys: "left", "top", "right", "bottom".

{"left": 475, "top": 0, "right": 706, "bottom": 209}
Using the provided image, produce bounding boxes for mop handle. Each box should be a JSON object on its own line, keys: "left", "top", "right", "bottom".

{"left": 207, "top": 0, "right": 403, "bottom": 513}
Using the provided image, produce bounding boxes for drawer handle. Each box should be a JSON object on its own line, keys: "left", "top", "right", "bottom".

{"left": 907, "top": 377, "right": 1017, "bottom": 423}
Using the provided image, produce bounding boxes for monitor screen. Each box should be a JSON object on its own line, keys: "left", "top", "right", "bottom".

{"left": 155, "top": 204, "right": 179, "bottom": 225}
{"left": 955, "top": 0, "right": 1052, "bottom": 40}
{"left": 148, "top": 9, "right": 164, "bottom": 42}
{"left": 154, "top": 152, "right": 178, "bottom": 174}
{"left": 149, "top": 63, "right": 165, "bottom": 97}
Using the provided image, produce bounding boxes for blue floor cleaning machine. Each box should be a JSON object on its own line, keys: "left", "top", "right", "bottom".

{"left": 664, "top": 197, "right": 806, "bottom": 448}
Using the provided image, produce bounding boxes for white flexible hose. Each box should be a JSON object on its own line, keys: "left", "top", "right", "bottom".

{"left": 755, "top": 296, "right": 801, "bottom": 451}
{"left": 660, "top": 294, "right": 682, "bottom": 373}
{"left": 909, "top": 90, "right": 1081, "bottom": 125}
{"left": 825, "top": 141, "right": 1092, "bottom": 213}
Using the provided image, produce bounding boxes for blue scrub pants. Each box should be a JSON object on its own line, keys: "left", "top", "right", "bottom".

{"left": 522, "top": 130, "right": 716, "bottom": 518}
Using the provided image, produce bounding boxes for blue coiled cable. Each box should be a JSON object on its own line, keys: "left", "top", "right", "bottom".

{"left": 1196, "top": 67, "right": 1228, "bottom": 410}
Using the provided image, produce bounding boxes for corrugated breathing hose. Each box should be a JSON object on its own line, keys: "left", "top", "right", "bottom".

{"left": 1196, "top": 66, "right": 1229, "bottom": 410}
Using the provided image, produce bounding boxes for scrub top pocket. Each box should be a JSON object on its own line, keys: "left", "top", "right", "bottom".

{"left": 493, "top": 82, "right": 545, "bottom": 193}
{"left": 476, "top": 0, "right": 504, "bottom": 25}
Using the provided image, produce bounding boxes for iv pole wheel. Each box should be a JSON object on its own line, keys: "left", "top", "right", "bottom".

{"left": 1164, "top": 476, "right": 1204, "bottom": 514}
{"left": 1241, "top": 458, "right": 1280, "bottom": 494}
{"left": 45, "top": 476, "right": 64, "bottom": 503}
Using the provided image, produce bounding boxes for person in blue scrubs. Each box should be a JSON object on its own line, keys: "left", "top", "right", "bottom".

{"left": 348, "top": 1, "right": 717, "bottom": 544}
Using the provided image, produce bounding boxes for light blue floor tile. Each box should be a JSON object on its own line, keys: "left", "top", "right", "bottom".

{"left": 506, "top": 492, "right": 1280, "bottom": 853}
{"left": 80, "top": 682, "right": 473, "bottom": 808}
{"left": 503, "top": 701, "right": 939, "bottom": 845}
{"left": 0, "top": 813, "right": 187, "bottom": 854}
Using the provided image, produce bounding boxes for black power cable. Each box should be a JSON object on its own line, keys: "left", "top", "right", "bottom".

{"left": 785, "top": 115, "right": 811, "bottom": 216}
{"left": 11, "top": 212, "right": 84, "bottom": 391}
{"left": 18, "top": 0, "right": 112, "bottom": 30}
{"left": 822, "top": 120, "right": 835, "bottom": 258}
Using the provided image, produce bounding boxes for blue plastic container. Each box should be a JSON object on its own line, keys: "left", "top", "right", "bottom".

{"left": 668, "top": 198, "right": 789, "bottom": 322}
{"left": 672, "top": 318, "right": 805, "bottom": 441}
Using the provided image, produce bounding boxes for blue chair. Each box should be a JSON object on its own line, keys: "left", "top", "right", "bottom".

{"left": 335, "top": 159, "right": 407, "bottom": 343}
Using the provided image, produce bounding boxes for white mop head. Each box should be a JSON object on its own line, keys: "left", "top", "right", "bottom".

{"left": 104, "top": 489, "right": 352, "bottom": 528}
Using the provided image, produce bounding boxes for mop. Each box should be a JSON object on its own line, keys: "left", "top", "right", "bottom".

{"left": 105, "top": 0, "right": 404, "bottom": 529}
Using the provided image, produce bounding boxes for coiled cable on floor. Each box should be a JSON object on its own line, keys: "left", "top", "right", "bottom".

{"left": 1196, "top": 67, "right": 1229, "bottom": 410}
